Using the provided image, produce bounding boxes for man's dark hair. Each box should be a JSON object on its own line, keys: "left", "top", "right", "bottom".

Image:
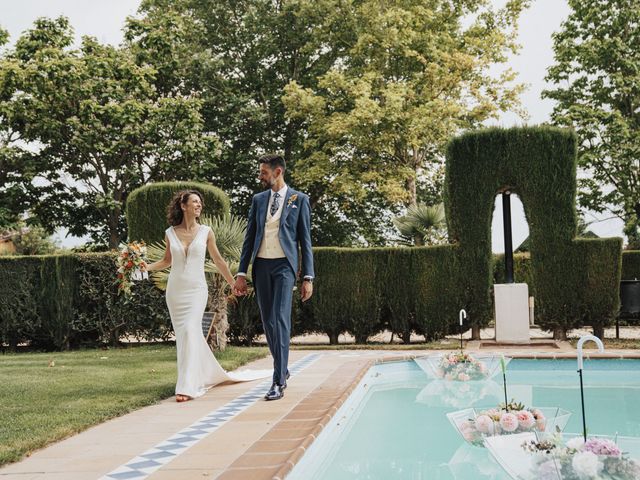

{"left": 259, "top": 153, "right": 286, "bottom": 172}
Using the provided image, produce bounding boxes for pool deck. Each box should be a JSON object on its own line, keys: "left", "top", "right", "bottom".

{"left": 2, "top": 346, "right": 639, "bottom": 480}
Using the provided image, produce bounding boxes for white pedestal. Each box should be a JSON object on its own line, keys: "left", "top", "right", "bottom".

{"left": 494, "top": 283, "right": 530, "bottom": 344}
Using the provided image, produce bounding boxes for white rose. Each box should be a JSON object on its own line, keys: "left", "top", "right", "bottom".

{"left": 571, "top": 451, "right": 602, "bottom": 479}
{"left": 566, "top": 437, "right": 585, "bottom": 450}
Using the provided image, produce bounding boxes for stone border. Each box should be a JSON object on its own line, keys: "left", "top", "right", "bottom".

{"left": 217, "top": 350, "right": 640, "bottom": 480}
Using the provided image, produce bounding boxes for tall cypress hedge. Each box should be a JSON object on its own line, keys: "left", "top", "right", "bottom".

{"left": 126, "top": 181, "right": 230, "bottom": 244}
{"left": 445, "top": 126, "right": 622, "bottom": 339}
{"left": 622, "top": 251, "right": 640, "bottom": 280}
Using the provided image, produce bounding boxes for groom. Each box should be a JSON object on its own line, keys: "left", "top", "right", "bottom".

{"left": 233, "top": 153, "right": 314, "bottom": 401}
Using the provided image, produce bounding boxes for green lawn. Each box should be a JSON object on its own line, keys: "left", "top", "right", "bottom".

{"left": 0, "top": 344, "right": 268, "bottom": 467}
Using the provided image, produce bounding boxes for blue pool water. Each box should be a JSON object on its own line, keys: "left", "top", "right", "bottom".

{"left": 288, "top": 358, "right": 640, "bottom": 480}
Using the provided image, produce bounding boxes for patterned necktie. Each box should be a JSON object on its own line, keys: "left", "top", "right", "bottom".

{"left": 270, "top": 192, "right": 280, "bottom": 217}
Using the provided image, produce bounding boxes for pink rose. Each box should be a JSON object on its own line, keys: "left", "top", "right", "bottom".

{"left": 499, "top": 412, "right": 519, "bottom": 432}
{"left": 517, "top": 410, "right": 536, "bottom": 429}
{"left": 475, "top": 414, "right": 495, "bottom": 434}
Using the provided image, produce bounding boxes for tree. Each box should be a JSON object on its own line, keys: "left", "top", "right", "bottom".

{"left": 126, "top": 0, "right": 349, "bottom": 216}
{"left": 544, "top": 0, "right": 640, "bottom": 248}
{"left": 1, "top": 17, "right": 218, "bottom": 247}
{"left": 283, "top": 0, "right": 529, "bottom": 242}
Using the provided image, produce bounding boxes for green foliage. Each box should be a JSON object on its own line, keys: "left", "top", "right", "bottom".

{"left": 309, "top": 248, "right": 380, "bottom": 343}
{"left": 544, "top": 0, "right": 640, "bottom": 244}
{"left": 227, "top": 295, "right": 263, "bottom": 346}
{"left": 0, "top": 17, "right": 218, "bottom": 247}
{"left": 446, "top": 126, "right": 622, "bottom": 338}
{"left": 283, "top": 0, "right": 529, "bottom": 242}
{"left": 381, "top": 247, "right": 460, "bottom": 343}
{"left": 493, "top": 253, "right": 534, "bottom": 292}
{"left": 9, "top": 224, "right": 57, "bottom": 255}
{"left": 126, "top": 182, "right": 230, "bottom": 246}
{"left": 0, "top": 256, "right": 41, "bottom": 348}
{"left": 0, "top": 253, "right": 171, "bottom": 350}
{"left": 393, "top": 203, "right": 446, "bottom": 246}
{"left": 622, "top": 251, "right": 640, "bottom": 280}
{"left": 72, "top": 253, "right": 172, "bottom": 346}
{"left": 127, "top": 0, "right": 346, "bottom": 218}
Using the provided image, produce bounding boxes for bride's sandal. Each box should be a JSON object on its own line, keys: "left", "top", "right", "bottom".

{"left": 176, "top": 394, "right": 192, "bottom": 402}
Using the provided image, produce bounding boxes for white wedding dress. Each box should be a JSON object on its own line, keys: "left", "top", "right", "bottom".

{"left": 165, "top": 225, "right": 270, "bottom": 398}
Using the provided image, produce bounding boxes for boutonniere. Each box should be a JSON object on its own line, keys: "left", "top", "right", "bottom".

{"left": 287, "top": 194, "right": 298, "bottom": 208}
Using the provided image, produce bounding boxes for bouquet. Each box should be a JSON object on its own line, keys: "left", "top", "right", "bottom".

{"left": 115, "top": 241, "right": 148, "bottom": 296}
{"left": 522, "top": 434, "right": 640, "bottom": 480}
{"left": 447, "top": 401, "right": 571, "bottom": 447}
{"left": 416, "top": 352, "right": 509, "bottom": 381}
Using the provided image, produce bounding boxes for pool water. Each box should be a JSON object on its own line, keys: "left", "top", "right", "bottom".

{"left": 288, "top": 358, "right": 640, "bottom": 480}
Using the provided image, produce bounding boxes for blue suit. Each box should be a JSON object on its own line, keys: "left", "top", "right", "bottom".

{"left": 238, "top": 187, "right": 314, "bottom": 385}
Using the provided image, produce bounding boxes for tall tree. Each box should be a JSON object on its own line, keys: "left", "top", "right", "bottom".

{"left": 126, "top": 0, "right": 349, "bottom": 217}
{"left": 283, "top": 0, "right": 529, "bottom": 242}
{"left": 544, "top": 0, "right": 640, "bottom": 248}
{"left": 1, "top": 17, "right": 218, "bottom": 247}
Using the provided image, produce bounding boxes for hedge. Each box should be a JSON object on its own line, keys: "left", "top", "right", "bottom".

{"left": 622, "top": 251, "right": 640, "bottom": 280}
{"left": 0, "top": 253, "right": 171, "bottom": 350}
{"left": 126, "top": 181, "right": 230, "bottom": 245}
{"left": 1, "top": 245, "right": 630, "bottom": 350}
{"left": 445, "top": 126, "right": 622, "bottom": 339}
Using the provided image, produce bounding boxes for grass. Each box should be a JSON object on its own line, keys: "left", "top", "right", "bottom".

{"left": 0, "top": 344, "right": 268, "bottom": 467}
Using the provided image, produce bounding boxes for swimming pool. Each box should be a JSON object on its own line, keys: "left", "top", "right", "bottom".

{"left": 287, "top": 358, "right": 640, "bottom": 480}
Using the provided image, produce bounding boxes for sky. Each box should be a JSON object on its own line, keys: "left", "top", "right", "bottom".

{"left": 0, "top": 0, "right": 626, "bottom": 250}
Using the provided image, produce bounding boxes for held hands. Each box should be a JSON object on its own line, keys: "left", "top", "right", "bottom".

{"left": 233, "top": 276, "right": 248, "bottom": 296}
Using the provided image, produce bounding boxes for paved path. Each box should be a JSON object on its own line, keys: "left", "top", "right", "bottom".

{"left": 2, "top": 345, "right": 639, "bottom": 480}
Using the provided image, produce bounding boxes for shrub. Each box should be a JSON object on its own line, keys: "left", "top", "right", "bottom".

{"left": 622, "top": 251, "right": 640, "bottom": 280}
{"left": 126, "top": 181, "right": 230, "bottom": 245}
{"left": 0, "top": 256, "right": 41, "bottom": 349}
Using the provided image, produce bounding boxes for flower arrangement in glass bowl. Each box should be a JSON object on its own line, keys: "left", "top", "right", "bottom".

{"left": 484, "top": 432, "right": 640, "bottom": 480}
{"left": 415, "top": 353, "right": 510, "bottom": 381}
{"left": 447, "top": 401, "right": 571, "bottom": 448}
{"left": 115, "top": 241, "right": 148, "bottom": 296}
{"left": 521, "top": 433, "right": 640, "bottom": 480}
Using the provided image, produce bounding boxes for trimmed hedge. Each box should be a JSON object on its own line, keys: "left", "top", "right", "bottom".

{"left": 0, "top": 253, "right": 171, "bottom": 350}
{"left": 126, "top": 181, "right": 230, "bottom": 245}
{"left": 1, "top": 245, "right": 630, "bottom": 350}
{"left": 446, "top": 126, "right": 622, "bottom": 338}
{"left": 622, "top": 251, "right": 640, "bottom": 280}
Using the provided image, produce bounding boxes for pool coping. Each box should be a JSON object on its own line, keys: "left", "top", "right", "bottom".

{"left": 219, "top": 351, "right": 640, "bottom": 480}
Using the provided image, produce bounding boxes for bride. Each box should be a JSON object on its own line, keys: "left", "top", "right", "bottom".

{"left": 145, "top": 189, "right": 270, "bottom": 402}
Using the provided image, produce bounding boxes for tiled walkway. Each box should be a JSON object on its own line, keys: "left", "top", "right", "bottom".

{"left": 1, "top": 347, "right": 638, "bottom": 480}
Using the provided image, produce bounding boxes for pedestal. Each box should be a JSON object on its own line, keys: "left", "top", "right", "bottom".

{"left": 494, "top": 283, "right": 530, "bottom": 344}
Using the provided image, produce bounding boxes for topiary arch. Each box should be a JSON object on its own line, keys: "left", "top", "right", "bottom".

{"left": 445, "top": 126, "right": 622, "bottom": 340}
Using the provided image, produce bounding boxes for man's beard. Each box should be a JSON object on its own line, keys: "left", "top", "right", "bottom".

{"left": 261, "top": 178, "right": 274, "bottom": 189}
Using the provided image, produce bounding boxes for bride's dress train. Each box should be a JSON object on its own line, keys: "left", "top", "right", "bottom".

{"left": 165, "top": 225, "right": 270, "bottom": 399}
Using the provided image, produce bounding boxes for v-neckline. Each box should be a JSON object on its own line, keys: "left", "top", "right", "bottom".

{"left": 172, "top": 225, "right": 202, "bottom": 259}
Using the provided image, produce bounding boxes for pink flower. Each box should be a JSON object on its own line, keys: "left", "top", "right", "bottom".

{"left": 517, "top": 410, "right": 536, "bottom": 429}
{"left": 475, "top": 415, "right": 495, "bottom": 434}
{"left": 499, "top": 412, "right": 519, "bottom": 432}
{"left": 532, "top": 409, "right": 546, "bottom": 431}
{"left": 583, "top": 438, "right": 621, "bottom": 457}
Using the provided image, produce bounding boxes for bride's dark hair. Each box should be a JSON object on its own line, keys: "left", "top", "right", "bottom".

{"left": 167, "top": 190, "right": 205, "bottom": 226}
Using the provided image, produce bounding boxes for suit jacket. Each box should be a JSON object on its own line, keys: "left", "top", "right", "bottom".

{"left": 238, "top": 187, "right": 314, "bottom": 279}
